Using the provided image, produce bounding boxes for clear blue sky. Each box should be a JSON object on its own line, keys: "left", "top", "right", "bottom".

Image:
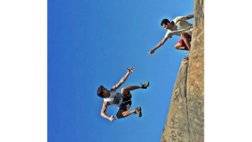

{"left": 48, "top": 0, "right": 193, "bottom": 142}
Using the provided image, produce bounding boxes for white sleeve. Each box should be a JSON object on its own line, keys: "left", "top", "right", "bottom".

{"left": 172, "top": 16, "right": 183, "bottom": 24}
{"left": 164, "top": 30, "right": 171, "bottom": 39}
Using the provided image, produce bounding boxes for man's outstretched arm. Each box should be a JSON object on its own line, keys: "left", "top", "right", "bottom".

{"left": 100, "top": 101, "right": 115, "bottom": 122}
{"left": 111, "top": 67, "right": 134, "bottom": 91}
{"left": 149, "top": 35, "right": 171, "bottom": 54}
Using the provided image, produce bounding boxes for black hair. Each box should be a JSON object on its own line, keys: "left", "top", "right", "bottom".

{"left": 97, "top": 85, "right": 106, "bottom": 98}
{"left": 160, "top": 19, "right": 170, "bottom": 26}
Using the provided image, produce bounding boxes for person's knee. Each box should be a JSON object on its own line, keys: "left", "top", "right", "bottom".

{"left": 116, "top": 111, "right": 127, "bottom": 119}
{"left": 175, "top": 42, "right": 183, "bottom": 49}
{"left": 122, "top": 111, "right": 129, "bottom": 116}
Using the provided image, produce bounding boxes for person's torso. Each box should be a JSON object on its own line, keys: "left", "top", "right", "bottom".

{"left": 175, "top": 20, "right": 192, "bottom": 30}
{"left": 103, "top": 90, "right": 124, "bottom": 107}
{"left": 172, "top": 16, "right": 193, "bottom": 35}
{"left": 173, "top": 16, "right": 192, "bottom": 29}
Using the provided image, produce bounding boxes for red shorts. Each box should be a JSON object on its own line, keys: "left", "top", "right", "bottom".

{"left": 176, "top": 33, "right": 191, "bottom": 50}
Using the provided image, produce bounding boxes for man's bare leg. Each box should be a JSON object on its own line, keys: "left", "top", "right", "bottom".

{"left": 175, "top": 42, "right": 185, "bottom": 50}
{"left": 181, "top": 33, "right": 191, "bottom": 50}
{"left": 117, "top": 107, "right": 142, "bottom": 119}
{"left": 123, "top": 85, "right": 141, "bottom": 92}
{"left": 121, "top": 82, "right": 150, "bottom": 94}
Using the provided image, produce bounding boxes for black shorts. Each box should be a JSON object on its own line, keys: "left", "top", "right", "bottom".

{"left": 116, "top": 94, "right": 132, "bottom": 119}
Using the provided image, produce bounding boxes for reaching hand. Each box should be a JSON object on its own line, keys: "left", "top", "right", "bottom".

{"left": 109, "top": 115, "right": 116, "bottom": 122}
{"left": 127, "top": 67, "right": 135, "bottom": 74}
{"left": 149, "top": 48, "right": 156, "bottom": 54}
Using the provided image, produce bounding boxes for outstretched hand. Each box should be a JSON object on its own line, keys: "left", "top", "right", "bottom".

{"left": 149, "top": 48, "right": 156, "bottom": 55}
{"left": 127, "top": 67, "right": 135, "bottom": 73}
{"left": 109, "top": 115, "right": 116, "bottom": 122}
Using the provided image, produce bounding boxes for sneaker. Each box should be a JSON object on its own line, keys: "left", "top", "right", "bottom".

{"left": 183, "top": 56, "right": 189, "bottom": 61}
{"left": 141, "top": 81, "right": 150, "bottom": 89}
{"left": 135, "top": 107, "right": 142, "bottom": 117}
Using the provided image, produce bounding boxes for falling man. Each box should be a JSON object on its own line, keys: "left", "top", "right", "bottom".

{"left": 97, "top": 67, "right": 150, "bottom": 122}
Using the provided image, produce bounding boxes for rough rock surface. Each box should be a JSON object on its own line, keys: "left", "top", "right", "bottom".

{"left": 161, "top": 0, "right": 204, "bottom": 141}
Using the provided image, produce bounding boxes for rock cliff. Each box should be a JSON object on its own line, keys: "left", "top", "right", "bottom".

{"left": 161, "top": 0, "right": 204, "bottom": 141}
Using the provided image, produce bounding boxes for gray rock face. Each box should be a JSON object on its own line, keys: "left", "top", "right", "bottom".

{"left": 161, "top": 60, "right": 191, "bottom": 142}
{"left": 161, "top": 0, "right": 204, "bottom": 141}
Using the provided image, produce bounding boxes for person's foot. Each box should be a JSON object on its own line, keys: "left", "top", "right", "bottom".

{"left": 135, "top": 107, "right": 142, "bottom": 117}
{"left": 183, "top": 56, "right": 189, "bottom": 61}
{"left": 141, "top": 81, "right": 150, "bottom": 89}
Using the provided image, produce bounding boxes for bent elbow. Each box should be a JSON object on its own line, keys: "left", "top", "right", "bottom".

{"left": 100, "top": 112, "right": 105, "bottom": 118}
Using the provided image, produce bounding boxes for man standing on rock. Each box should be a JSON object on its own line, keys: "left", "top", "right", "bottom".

{"left": 149, "top": 14, "right": 194, "bottom": 54}
{"left": 97, "top": 67, "right": 150, "bottom": 122}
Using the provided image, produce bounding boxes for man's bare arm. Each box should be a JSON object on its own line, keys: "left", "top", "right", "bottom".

{"left": 178, "top": 14, "right": 194, "bottom": 21}
{"left": 111, "top": 67, "right": 134, "bottom": 91}
{"left": 100, "top": 101, "right": 115, "bottom": 121}
{"left": 149, "top": 36, "right": 170, "bottom": 54}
